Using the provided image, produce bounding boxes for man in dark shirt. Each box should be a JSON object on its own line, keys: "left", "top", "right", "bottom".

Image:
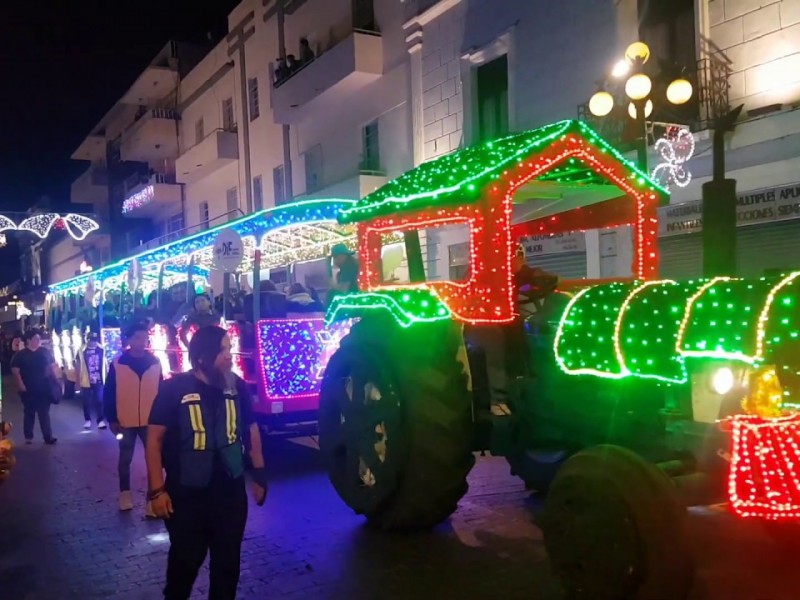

{"left": 146, "top": 326, "right": 267, "bottom": 600}
{"left": 11, "top": 330, "right": 58, "bottom": 445}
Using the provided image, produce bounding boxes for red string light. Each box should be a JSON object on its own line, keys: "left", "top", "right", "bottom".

{"left": 728, "top": 413, "right": 800, "bottom": 520}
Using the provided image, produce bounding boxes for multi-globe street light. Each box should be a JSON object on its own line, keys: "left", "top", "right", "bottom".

{"left": 588, "top": 41, "right": 693, "bottom": 169}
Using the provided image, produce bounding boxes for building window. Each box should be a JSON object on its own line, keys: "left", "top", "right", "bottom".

{"left": 476, "top": 55, "right": 509, "bottom": 142}
{"left": 247, "top": 77, "right": 260, "bottom": 121}
{"left": 304, "top": 145, "right": 323, "bottom": 194}
{"left": 194, "top": 118, "right": 204, "bottom": 145}
{"left": 166, "top": 213, "right": 184, "bottom": 240}
{"left": 226, "top": 187, "right": 239, "bottom": 220}
{"left": 361, "top": 121, "right": 380, "bottom": 172}
{"left": 199, "top": 202, "right": 210, "bottom": 226}
{"left": 253, "top": 175, "right": 264, "bottom": 211}
{"left": 222, "top": 98, "right": 235, "bottom": 131}
{"left": 273, "top": 165, "right": 286, "bottom": 205}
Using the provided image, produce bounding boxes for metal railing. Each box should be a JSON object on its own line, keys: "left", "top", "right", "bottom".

{"left": 123, "top": 172, "right": 175, "bottom": 197}
{"left": 696, "top": 53, "right": 732, "bottom": 129}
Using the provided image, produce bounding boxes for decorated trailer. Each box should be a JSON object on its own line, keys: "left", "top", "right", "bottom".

{"left": 316, "top": 119, "right": 800, "bottom": 599}
{"left": 45, "top": 199, "right": 380, "bottom": 429}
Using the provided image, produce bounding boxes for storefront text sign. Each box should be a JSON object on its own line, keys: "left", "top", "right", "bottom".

{"left": 659, "top": 183, "right": 800, "bottom": 237}
{"left": 520, "top": 232, "right": 587, "bottom": 256}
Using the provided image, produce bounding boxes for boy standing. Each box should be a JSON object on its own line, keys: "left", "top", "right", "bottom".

{"left": 11, "top": 330, "right": 58, "bottom": 445}
{"left": 104, "top": 323, "right": 162, "bottom": 512}
{"left": 79, "top": 332, "right": 107, "bottom": 430}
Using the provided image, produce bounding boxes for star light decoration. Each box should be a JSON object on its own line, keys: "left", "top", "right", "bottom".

{"left": 651, "top": 127, "right": 695, "bottom": 189}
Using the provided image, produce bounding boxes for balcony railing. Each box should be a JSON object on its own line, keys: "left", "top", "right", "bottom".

{"left": 136, "top": 208, "right": 245, "bottom": 251}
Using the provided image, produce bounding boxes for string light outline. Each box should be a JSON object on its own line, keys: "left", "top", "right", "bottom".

{"left": 122, "top": 185, "right": 156, "bottom": 214}
{"left": 15, "top": 213, "right": 100, "bottom": 241}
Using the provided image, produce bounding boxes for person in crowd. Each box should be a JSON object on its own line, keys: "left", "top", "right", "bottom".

{"left": 287, "top": 54, "right": 300, "bottom": 72}
{"left": 146, "top": 326, "right": 267, "bottom": 600}
{"left": 274, "top": 58, "right": 289, "bottom": 83}
{"left": 299, "top": 38, "right": 315, "bottom": 63}
{"left": 78, "top": 331, "right": 107, "bottom": 430}
{"left": 11, "top": 329, "right": 59, "bottom": 445}
{"left": 286, "top": 283, "right": 324, "bottom": 316}
{"left": 328, "top": 243, "right": 360, "bottom": 304}
{"left": 180, "top": 293, "right": 220, "bottom": 349}
{"left": 104, "top": 323, "right": 163, "bottom": 513}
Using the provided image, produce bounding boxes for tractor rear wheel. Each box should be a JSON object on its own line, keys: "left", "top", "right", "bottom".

{"left": 540, "top": 445, "right": 694, "bottom": 600}
{"left": 319, "top": 317, "right": 475, "bottom": 530}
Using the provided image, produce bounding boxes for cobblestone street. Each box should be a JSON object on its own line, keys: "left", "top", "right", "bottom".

{"left": 0, "top": 380, "right": 796, "bottom": 600}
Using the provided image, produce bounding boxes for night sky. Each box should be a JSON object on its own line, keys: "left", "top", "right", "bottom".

{"left": 0, "top": 0, "right": 240, "bottom": 285}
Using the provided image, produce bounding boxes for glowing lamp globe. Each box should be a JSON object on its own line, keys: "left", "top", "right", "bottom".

{"left": 625, "top": 73, "right": 652, "bottom": 101}
{"left": 589, "top": 91, "right": 614, "bottom": 117}
{"left": 627, "top": 100, "right": 653, "bottom": 119}
{"left": 667, "top": 78, "right": 693, "bottom": 105}
{"left": 625, "top": 41, "right": 651, "bottom": 65}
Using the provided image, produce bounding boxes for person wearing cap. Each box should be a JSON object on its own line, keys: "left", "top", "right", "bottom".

{"left": 78, "top": 331, "right": 107, "bottom": 430}
{"left": 328, "top": 243, "right": 359, "bottom": 304}
{"left": 146, "top": 325, "right": 266, "bottom": 600}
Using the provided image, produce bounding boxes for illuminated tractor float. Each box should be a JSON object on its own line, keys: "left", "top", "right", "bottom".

{"left": 318, "top": 120, "right": 800, "bottom": 599}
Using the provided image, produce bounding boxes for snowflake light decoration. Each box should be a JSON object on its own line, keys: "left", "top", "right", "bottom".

{"left": 15, "top": 213, "right": 99, "bottom": 241}
{"left": 651, "top": 127, "right": 694, "bottom": 189}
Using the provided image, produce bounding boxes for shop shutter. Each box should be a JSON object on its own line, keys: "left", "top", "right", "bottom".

{"left": 736, "top": 221, "right": 800, "bottom": 277}
{"left": 658, "top": 233, "right": 702, "bottom": 280}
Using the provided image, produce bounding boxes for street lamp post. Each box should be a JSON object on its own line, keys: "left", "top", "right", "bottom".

{"left": 589, "top": 41, "right": 694, "bottom": 173}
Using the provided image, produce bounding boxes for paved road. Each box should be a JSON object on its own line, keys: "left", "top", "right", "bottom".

{"left": 0, "top": 379, "right": 796, "bottom": 600}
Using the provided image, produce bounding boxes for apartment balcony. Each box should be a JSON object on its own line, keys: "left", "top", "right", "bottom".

{"left": 120, "top": 108, "right": 180, "bottom": 163}
{"left": 72, "top": 134, "right": 106, "bottom": 161}
{"left": 121, "top": 173, "right": 182, "bottom": 220}
{"left": 121, "top": 65, "right": 179, "bottom": 105}
{"left": 176, "top": 129, "right": 239, "bottom": 184}
{"left": 272, "top": 30, "right": 383, "bottom": 124}
{"left": 70, "top": 165, "right": 108, "bottom": 206}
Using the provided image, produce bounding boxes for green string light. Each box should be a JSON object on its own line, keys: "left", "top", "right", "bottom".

{"left": 326, "top": 288, "right": 451, "bottom": 329}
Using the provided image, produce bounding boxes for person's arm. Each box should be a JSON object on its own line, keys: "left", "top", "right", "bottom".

{"left": 10, "top": 353, "right": 25, "bottom": 392}
{"left": 103, "top": 363, "right": 118, "bottom": 428}
{"left": 238, "top": 380, "right": 267, "bottom": 505}
{"left": 146, "top": 380, "right": 177, "bottom": 518}
{"left": 47, "top": 350, "right": 59, "bottom": 380}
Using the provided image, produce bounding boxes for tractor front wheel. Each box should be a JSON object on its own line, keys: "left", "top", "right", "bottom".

{"left": 540, "top": 445, "right": 694, "bottom": 600}
{"left": 319, "top": 318, "right": 475, "bottom": 530}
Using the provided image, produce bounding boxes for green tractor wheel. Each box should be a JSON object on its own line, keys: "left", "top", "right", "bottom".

{"left": 319, "top": 317, "right": 475, "bottom": 530}
{"left": 540, "top": 445, "right": 694, "bottom": 600}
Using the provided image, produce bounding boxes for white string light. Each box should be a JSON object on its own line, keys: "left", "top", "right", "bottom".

{"left": 15, "top": 213, "right": 99, "bottom": 241}
{"left": 651, "top": 127, "right": 694, "bottom": 189}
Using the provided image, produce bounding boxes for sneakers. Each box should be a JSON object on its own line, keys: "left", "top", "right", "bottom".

{"left": 84, "top": 420, "right": 92, "bottom": 430}
{"left": 119, "top": 491, "right": 134, "bottom": 511}
{"left": 97, "top": 420, "right": 108, "bottom": 430}
{"left": 145, "top": 501, "right": 157, "bottom": 519}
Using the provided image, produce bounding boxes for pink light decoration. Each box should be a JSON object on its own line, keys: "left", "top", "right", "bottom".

{"left": 122, "top": 185, "right": 155, "bottom": 214}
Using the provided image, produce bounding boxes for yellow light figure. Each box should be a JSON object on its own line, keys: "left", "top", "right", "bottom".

{"left": 51, "top": 330, "right": 64, "bottom": 369}
{"left": 61, "top": 330, "right": 73, "bottom": 371}
{"left": 742, "top": 365, "right": 784, "bottom": 418}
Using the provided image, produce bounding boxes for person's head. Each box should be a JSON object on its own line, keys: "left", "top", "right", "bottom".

{"left": 288, "top": 54, "right": 297, "bottom": 63}
{"left": 301, "top": 38, "right": 309, "bottom": 47}
{"left": 260, "top": 280, "right": 277, "bottom": 293}
{"left": 193, "top": 293, "right": 212, "bottom": 313}
{"left": 512, "top": 243, "right": 526, "bottom": 273}
{"left": 86, "top": 332, "right": 99, "bottom": 349}
{"left": 189, "top": 326, "right": 232, "bottom": 386}
{"left": 125, "top": 323, "right": 149, "bottom": 355}
{"left": 23, "top": 329, "right": 41, "bottom": 350}
{"left": 331, "top": 243, "right": 354, "bottom": 268}
{"left": 288, "top": 283, "right": 306, "bottom": 296}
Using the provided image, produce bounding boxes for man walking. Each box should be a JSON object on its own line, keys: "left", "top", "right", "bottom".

{"left": 78, "top": 332, "right": 107, "bottom": 430}
{"left": 104, "top": 323, "right": 162, "bottom": 512}
{"left": 11, "top": 330, "right": 58, "bottom": 445}
{"left": 146, "top": 326, "right": 267, "bottom": 600}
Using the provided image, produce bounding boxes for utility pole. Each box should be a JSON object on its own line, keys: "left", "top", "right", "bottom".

{"left": 701, "top": 105, "right": 744, "bottom": 277}
{"left": 228, "top": 12, "right": 256, "bottom": 214}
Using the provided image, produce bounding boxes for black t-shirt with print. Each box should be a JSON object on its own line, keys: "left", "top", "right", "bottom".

{"left": 11, "top": 348, "right": 54, "bottom": 393}
{"left": 149, "top": 372, "right": 255, "bottom": 492}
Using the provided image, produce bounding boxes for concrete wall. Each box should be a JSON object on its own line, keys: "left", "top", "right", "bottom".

{"left": 709, "top": 0, "right": 800, "bottom": 110}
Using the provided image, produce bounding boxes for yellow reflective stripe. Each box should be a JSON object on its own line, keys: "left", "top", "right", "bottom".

{"left": 225, "top": 398, "right": 237, "bottom": 444}
{"left": 188, "top": 404, "right": 206, "bottom": 450}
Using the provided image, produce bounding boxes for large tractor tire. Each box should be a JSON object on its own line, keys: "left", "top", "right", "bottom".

{"left": 540, "top": 445, "right": 694, "bottom": 600}
{"left": 760, "top": 519, "right": 800, "bottom": 552}
{"left": 319, "top": 315, "right": 475, "bottom": 530}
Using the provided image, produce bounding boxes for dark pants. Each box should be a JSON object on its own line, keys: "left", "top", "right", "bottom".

{"left": 118, "top": 427, "right": 147, "bottom": 492}
{"left": 82, "top": 383, "right": 105, "bottom": 422}
{"left": 164, "top": 479, "right": 248, "bottom": 600}
{"left": 21, "top": 392, "right": 54, "bottom": 441}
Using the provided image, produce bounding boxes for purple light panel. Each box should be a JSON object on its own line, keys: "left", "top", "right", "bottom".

{"left": 256, "top": 318, "right": 355, "bottom": 400}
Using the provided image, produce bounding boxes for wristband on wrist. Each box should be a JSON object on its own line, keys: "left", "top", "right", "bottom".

{"left": 147, "top": 486, "right": 165, "bottom": 501}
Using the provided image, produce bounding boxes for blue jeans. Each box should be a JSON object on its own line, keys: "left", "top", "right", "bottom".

{"left": 118, "top": 426, "right": 147, "bottom": 492}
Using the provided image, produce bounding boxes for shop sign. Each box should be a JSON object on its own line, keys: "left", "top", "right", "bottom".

{"left": 659, "top": 182, "right": 800, "bottom": 237}
{"left": 520, "top": 232, "right": 586, "bottom": 256}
